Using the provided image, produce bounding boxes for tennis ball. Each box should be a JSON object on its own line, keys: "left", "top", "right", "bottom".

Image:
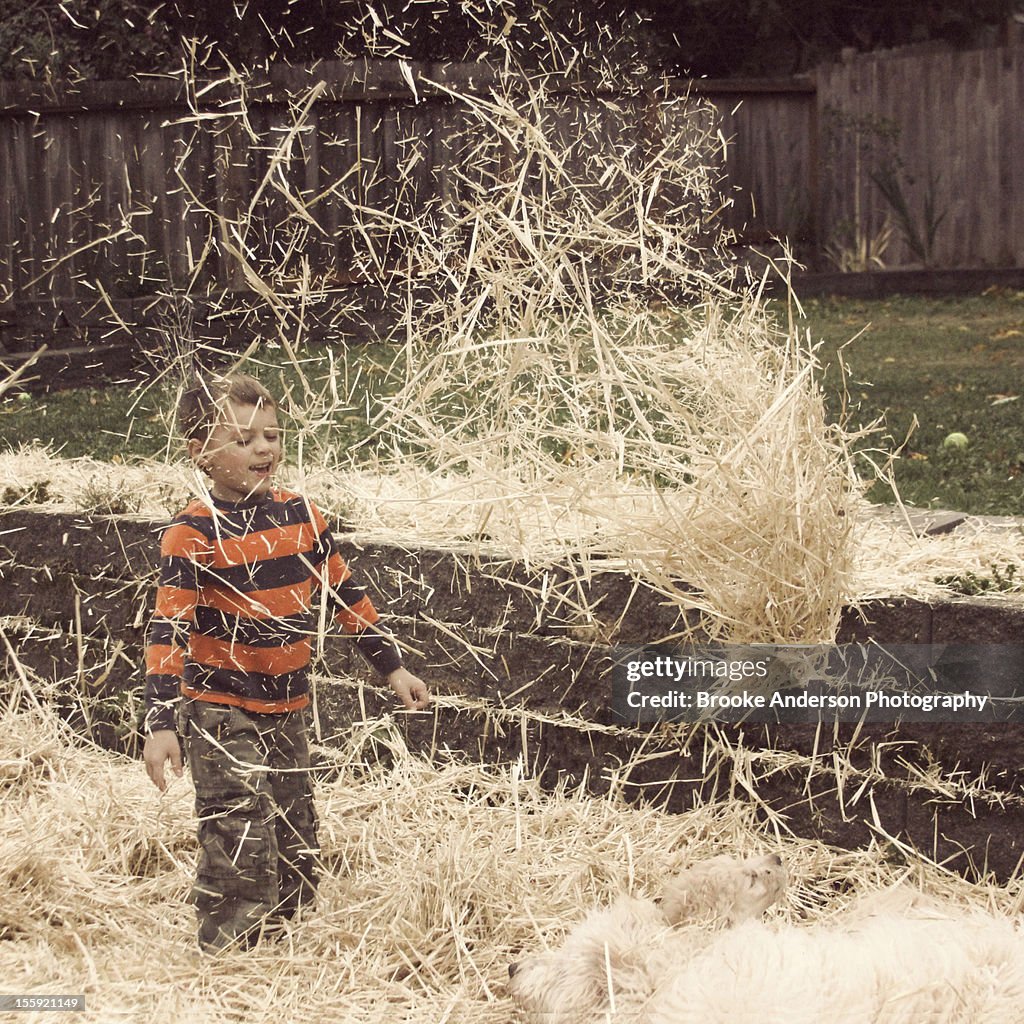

{"left": 943, "top": 432, "right": 969, "bottom": 450}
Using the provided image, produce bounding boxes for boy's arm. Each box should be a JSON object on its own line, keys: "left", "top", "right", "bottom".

{"left": 142, "top": 520, "right": 204, "bottom": 787}
{"left": 312, "top": 508, "right": 429, "bottom": 709}
{"left": 143, "top": 608, "right": 188, "bottom": 735}
{"left": 327, "top": 573, "right": 429, "bottom": 709}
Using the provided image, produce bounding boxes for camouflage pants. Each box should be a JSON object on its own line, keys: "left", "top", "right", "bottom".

{"left": 178, "top": 698, "right": 320, "bottom": 951}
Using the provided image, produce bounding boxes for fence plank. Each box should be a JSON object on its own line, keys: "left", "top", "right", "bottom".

{"left": 1014, "top": 45, "right": 1024, "bottom": 264}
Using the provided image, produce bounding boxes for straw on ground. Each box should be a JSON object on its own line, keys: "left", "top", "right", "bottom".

{"left": 1, "top": 691, "right": 1019, "bottom": 1024}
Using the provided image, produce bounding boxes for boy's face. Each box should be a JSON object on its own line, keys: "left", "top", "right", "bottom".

{"left": 189, "top": 400, "right": 282, "bottom": 503}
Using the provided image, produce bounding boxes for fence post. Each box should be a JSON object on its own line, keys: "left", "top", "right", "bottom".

{"left": 807, "top": 69, "right": 822, "bottom": 262}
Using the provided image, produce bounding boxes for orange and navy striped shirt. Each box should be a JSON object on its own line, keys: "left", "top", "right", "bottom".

{"left": 143, "top": 489, "right": 402, "bottom": 733}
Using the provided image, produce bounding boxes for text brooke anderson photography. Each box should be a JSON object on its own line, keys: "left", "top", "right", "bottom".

{"left": 623, "top": 687, "right": 990, "bottom": 714}
{"left": 611, "top": 644, "right": 1024, "bottom": 724}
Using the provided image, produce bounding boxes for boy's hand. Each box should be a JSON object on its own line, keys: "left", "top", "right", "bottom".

{"left": 144, "top": 730, "right": 183, "bottom": 791}
{"left": 386, "top": 666, "right": 431, "bottom": 710}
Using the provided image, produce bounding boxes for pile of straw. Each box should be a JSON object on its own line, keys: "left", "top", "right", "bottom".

{"left": 352, "top": 75, "right": 858, "bottom": 643}
{"left": 0, "top": 446, "right": 195, "bottom": 519}
{"left": 1, "top": 688, "right": 1017, "bottom": 1023}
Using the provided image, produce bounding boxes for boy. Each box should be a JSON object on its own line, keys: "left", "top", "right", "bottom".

{"left": 142, "top": 372, "right": 429, "bottom": 951}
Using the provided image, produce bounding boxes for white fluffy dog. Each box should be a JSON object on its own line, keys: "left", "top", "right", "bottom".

{"left": 509, "top": 862, "right": 1024, "bottom": 1024}
{"left": 508, "top": 853, "right": 787, "bottom": 1022}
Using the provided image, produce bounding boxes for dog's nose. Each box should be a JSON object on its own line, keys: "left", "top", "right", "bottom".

{"left": 508, "top": 962, "right": 519, "bottom": 979}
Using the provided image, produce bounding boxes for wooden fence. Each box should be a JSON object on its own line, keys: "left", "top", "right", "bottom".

{"left": 0, "top": 62, "right": 815, "bottom": 307}
{"left": 816, "top": 41, "right": 1024, "bottom": 269}
{"left": 0, "top": 42, "right": 1021, "bottom": 309}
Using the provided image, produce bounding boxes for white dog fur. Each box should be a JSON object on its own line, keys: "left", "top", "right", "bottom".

{"left": 508, "top": 852, "right": 787, "bottom": 1022}
{"left": 509, "top": 857, "right": 1024, "bottom": 1024}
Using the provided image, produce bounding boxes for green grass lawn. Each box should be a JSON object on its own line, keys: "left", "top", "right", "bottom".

{"left": 798, "top": 291, "right": 1024, "bottom": 516}
{"left": 0, "top": 346, "right": 401, "bottom": 465}
{"left": 0, "top": 386, "right": 173, "bottom": 463}
{"left": 2, "top": 291, "right": 1023, "bottom": 515}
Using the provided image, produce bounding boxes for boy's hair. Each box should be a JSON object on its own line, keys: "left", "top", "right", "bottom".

{"left": 178, "top": 372, "right": 278, "bottom": 441}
